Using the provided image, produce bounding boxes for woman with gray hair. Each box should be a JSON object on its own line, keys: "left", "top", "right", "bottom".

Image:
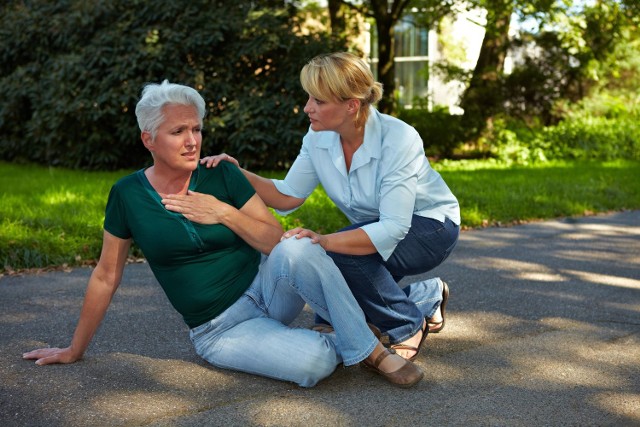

{"left": 23, "top": 80, "right": 424, "bottom": 388}
{"left": 202, "top": 52, "right": 460, "bottom": 362}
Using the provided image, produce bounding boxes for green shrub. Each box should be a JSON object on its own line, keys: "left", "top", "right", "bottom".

{"left": 0, "top": 0, "right": 335, "bottom": 171}
{"left": 398, "top": 105, "right": 464, "bottom": 158}
{"left": 533, "top": 116, "right": 640, "bottom": 161}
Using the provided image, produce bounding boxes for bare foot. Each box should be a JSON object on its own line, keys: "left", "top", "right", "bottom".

{"left": 428, "top": 306, "right": 443, "bottom": 331}
{"left": 391, "top": 320, "right": 426, "bottom": 360}
{"left": 366, "top": 343, "right": 407, "bottom": 373}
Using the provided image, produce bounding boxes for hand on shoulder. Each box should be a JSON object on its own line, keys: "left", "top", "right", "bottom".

{"left": 200, "top": 153, "right": 239, "bottom": 168}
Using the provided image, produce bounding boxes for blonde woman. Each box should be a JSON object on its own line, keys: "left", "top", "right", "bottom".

{"left": 202, "top": 52, "right": 460, "bottom": 361}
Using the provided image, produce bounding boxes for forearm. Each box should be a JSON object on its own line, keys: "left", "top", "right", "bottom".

{"left": 242, "top": 169, "right": 303, "bottom": 211}
{"left": 219, "top": 204, "right": 283, "bottom": 254}
{"left": 68, "top": 270, "right": 119, "bottom": 358}
{"left": 322, "top": 228, "right": 378, "bottom": 256}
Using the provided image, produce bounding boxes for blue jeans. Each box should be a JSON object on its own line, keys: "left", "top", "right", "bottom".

{"left": 189, "top": 237, "right": 378, "bottom": 388}
{"left": 322, "top": 215, "right": 459, "bottom": 344}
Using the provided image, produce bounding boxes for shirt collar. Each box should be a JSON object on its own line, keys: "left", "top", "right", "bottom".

{"left": 350, "top": 107, "right": 382, "bottom": 171}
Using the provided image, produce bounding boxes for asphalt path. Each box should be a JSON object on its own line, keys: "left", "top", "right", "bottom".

{"left": 1, "top": 210, "right": 639, "bottom": 426}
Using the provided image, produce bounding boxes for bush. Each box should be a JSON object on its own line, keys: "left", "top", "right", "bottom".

{"left": 0, "top": 0, "right": 336, "bottom": 171}
{"left": 398, "top": 105, "right": 464, "bottom": 158}
{"left": 533, "top": 116, "right": 640, "bottom": 161}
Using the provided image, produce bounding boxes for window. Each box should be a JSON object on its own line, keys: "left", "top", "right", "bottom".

{"left": 368, "top": 17, "right": 430, "bottom": 108}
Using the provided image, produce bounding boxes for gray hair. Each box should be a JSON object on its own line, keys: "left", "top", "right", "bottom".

{"left": 135, "top": 80, "right": 206, "bottom": 139}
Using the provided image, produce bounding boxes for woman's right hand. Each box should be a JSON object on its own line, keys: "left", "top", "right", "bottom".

{"left": 23, "top": 346, "right": 82, "bottom": 365}
{"left": 200, "top": 153, "right": 239, "bottom": 168}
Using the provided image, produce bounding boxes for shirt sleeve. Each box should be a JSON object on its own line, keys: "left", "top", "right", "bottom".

{"left": 360, "top": 132, "right": 424, "bottom": 261}
{"left": 219, "top": 162, "right": 256, "bottom": 209}
{"left": 272, "top": 138, "right": 320, "bottom": 216}
{"left": 103, "top": 181, "right": 132, "bottom": 239}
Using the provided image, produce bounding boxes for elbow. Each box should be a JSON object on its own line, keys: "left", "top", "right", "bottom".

{"left": 91, "top": 262, "right": 123, "bottom": 293}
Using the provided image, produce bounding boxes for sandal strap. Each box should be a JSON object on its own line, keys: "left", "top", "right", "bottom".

{"left": 389, "top": 344, "right": 419, "bottom": 354}
{"left": 371, "top": 348, "right": 395, "bottom": 368}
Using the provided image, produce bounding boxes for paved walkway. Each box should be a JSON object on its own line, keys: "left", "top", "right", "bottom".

{"left": 1, "top": 210, "right": 639, "bottom": 426}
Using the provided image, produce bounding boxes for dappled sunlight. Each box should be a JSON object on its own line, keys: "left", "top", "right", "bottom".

{"left": 103, "top": 353, "right": 236, "bottom": 390}
{"left": 590, "top": 392, "right": 640, "bottom": 422}
{"left": 0, "top": 312, "right": 38, "bottom": 324}
{"left": 251, "top": 398, "right": 353, "bottom": 426}
{"left": 447, "top": 311, "right": 523, "bottom": 339}
{"left": 505, "top": 317, "right": 637, "bottom": 387}
{"left": 40, "top": 189, "right": 83, "bottom": 206}
{"left": 461, "top": 230, "right": 525, "bottom": 244}
{"left": 88, "top": 391, "right": 196, "bottom": 424}
{"left": 563, "top": 269, "right": 640, "bottom": 290}
{"left": 575, "top": 223, "right": 640, "bottom": 237}
{"left": 518, "top": 271, "right": 567, "bottom": 282}
{"left": 555, "top": 250, "right": 625, "bottom": 263}
{"left": 77, "top": 353, "right": 238, "bottom": 424}
{"left": 474, "top": 257, "right": 568, "bottom": 283}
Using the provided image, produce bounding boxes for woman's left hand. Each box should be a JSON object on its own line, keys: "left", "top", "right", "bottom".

{"left": 161, "top": 191, "right": 228, "bottom": 224}
{"left": 281, "top": 227, "right": 328, "bottom": 249}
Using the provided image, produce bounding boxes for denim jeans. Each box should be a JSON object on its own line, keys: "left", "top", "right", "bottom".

{"left": 323, "top": 215, "right": 459, "bottom": 344}
{"left": 189, "top": 237, "right": 378, "bottom": 387}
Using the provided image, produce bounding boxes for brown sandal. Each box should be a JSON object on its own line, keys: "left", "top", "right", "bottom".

{"left": 389, "top": 320, "right": 429, "bottom": 362}
{"left": 361, "top": 348, "right": 424, "bottom": 388}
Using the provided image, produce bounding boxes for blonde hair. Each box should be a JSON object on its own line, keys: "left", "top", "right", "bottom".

{"left": 300, "top": 52, "right": 383, "bottom": 128}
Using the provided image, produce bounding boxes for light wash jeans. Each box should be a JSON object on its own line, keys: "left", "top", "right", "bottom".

{"left": 189, "top": 237, "right": 378, "bottom": 387}
{"left": 323, "top": 215, "right": 459, "bottom": 344}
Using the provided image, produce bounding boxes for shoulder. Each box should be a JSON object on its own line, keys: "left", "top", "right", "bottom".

{"left": 367, "top": 110, "right": 421, "bottom": 154}
{"left": 303, "top": 127, "right": 337, "bottom": 149}
{"left": 196, "top": 161, "right": 242, "bottom": 180}
{"left": 110, "top": 170, "right": 144, "bottom": 193}
{"left": 376, "top": 110, "right": 419, "bottom": 140}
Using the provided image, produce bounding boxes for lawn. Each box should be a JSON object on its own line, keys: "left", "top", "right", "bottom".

{"left": 1, "top": 160, "right": 639, "bottom": 273}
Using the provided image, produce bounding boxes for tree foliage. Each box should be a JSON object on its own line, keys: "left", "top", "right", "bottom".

{"left": 0, "top": 0, "right": 336, "bottom": 170}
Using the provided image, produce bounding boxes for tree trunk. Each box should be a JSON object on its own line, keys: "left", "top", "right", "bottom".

{"left": 460, "top": 0, "right": 514, "bottom": 136}
{"left": 375, "top": 15, "right": 396, "bottom": 114}
{"left": 328, "top": 0, "right": 347, "bottom": 37}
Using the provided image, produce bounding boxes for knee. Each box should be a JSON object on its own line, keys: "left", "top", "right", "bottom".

{"left": 295, "top": 345, "right": 338, "bottom": 387}
{"left": 274, "top": 236, "right": 324, "bottom": 263}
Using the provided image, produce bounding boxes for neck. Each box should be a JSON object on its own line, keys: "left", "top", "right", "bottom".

{"left": 145, "top": 165, "right": 193, "bottom": 195}
{"left": 339, "top": 126, "right": 365, "bottom": 150}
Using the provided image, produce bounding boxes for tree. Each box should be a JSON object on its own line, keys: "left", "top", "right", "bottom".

{"left": 0, "top": 0, "right": 335, "bottom": 170}
{"left": 458, "top": 0, "right": 514, "bottom": 136}
{"left": 330, "top": 0, "right": 414, "bottom": 114}
{"left": 453, "top": 0, "right": 638, "bottom": 137}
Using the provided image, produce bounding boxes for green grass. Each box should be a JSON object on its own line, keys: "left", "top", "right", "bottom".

{"left": 1, "top": 160, "right": 639, "bottom": 273}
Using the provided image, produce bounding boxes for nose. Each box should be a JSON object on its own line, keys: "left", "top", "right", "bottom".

{"left": 185, "top": 131, "right": 198, "bottom": 147}
{"left": 303, "top": 97, "right": 313, "bottom": 114}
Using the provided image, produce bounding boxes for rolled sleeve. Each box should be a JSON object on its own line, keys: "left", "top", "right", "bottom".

{"left": 361, "top": 220, "right": 408, "bottom": 261}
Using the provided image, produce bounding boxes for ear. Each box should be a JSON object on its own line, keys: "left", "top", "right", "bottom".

{"left": 347, "top": 99, "right": 361, "bottom": 114}
{"left": 141, "top": 131, "right": 154, "bottom": 152}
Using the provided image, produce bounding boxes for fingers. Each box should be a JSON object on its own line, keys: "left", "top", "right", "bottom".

{"left": 281, "top": 228, "right": 322, "bottom": 244}
{"left": 281, "top": 227, "right": 303, "bottom": 240}
{"left": 199, "top": 154, "right": 237, "bottom": 168}
{"left": 23, "top": 348, "right": 62, "bottom": 365}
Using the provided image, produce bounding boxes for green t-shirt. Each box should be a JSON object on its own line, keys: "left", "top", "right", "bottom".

{"left": 104, "top": 162, "right": 261, "bottom": 328}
